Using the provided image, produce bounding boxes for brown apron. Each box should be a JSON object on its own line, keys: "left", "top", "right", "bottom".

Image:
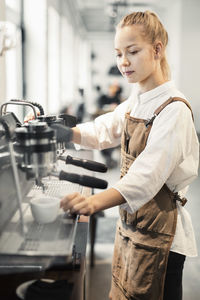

{"left": 109, "top": 97, "right": 193, "bottom": 300}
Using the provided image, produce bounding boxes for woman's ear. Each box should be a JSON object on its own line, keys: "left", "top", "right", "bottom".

{"left": 154, "top": 42, "right": 163, "bottom": 59}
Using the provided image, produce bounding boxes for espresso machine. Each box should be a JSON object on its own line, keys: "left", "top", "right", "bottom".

{"left": 0, "top": 99, "right": 108, "bottom": 274}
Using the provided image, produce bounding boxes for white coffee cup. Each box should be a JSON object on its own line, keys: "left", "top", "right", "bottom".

{"left": 30, "top": 196, "right": 60, "bottom": 224}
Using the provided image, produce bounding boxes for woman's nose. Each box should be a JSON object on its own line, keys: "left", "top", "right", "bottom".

{"left": 121, "top": 56, "right": 130, "bottom": 66}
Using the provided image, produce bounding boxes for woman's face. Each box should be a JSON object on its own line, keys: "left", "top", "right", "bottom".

{"left": 115, "top": 25, "right": 160, "bottom": 89}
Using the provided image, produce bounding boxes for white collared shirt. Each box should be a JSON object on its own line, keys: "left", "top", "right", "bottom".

{"left": 77, "top": 81, "right": 199, "bottom": 256}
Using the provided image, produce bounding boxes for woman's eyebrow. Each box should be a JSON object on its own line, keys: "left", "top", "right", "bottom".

{"left": 115, "top": 43, "right": 138, "bottom": 51}
{"left": 127, "top": 43, "right": 137, "bottom": 48}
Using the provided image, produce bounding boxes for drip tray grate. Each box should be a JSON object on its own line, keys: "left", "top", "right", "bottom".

{"left": 31, "top": 178, "right": 83, "bottom": 198}
{"left": 0, "top": 179, "right": 82, "bottom": 257}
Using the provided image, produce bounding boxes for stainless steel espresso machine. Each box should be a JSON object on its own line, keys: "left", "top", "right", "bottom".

{"left": 0, "top": 99, "right": 108, "bottom": 276}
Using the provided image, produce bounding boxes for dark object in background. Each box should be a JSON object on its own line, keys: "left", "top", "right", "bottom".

{"left": 76, "top": 88, "right": 85, "bottom": 124}
{"left": 97, "top": 83, "right": 123, "bottom": 109}
{"left": 101, "top": 148, "right": 118, "bottom": 169}
{"left": 95, "top": 83, "right": 122, "bottom": 168}
{"left": 25, "top": 279, "right": 73, "bottom": 300}
{"left": 108, "top": 65, "right": 122, "bottom": 76}
{"left": 76, "top": 103, "right": 85, "bottom": 123}
{"left": 98, "top": 94, "right": 120, "bottom": 108}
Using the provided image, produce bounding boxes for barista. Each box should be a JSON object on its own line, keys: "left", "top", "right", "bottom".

{"left": 60, "top": 10, "right": 199, "bottom": 300}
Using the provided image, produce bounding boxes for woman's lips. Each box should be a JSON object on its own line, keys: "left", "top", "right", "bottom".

{"left": 123, "top": 71, "right": 134, "bottom": 76}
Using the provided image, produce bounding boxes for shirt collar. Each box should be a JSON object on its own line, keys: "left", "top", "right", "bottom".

{"left": 138, "top": 81, "right": 175, "bottom": 103}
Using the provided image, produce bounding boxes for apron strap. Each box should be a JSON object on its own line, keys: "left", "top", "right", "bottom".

{"left": 154, "top": 96, "right": 194, "bottom": 121}
{"left": 145, "top": 97, "right": 194, "bottom": 128}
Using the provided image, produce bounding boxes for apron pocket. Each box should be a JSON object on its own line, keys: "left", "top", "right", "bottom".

{"left": 112, "top": 227, "right": 160, "bottom": 299}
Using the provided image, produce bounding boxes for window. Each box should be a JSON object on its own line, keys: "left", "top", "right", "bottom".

{"left": 4, "top": 0, "right": 23, "bottom": 121}
{"left": 47, "top": 6, "right": 60, "bottom": 114}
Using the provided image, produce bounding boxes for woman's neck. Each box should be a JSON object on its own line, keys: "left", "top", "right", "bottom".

{"left": 138, "top": 68, "right": 168, "bottom": 94}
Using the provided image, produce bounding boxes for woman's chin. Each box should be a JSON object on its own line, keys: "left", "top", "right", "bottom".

{"left": 126, "top": 77, "right": 137, "bottom": 84}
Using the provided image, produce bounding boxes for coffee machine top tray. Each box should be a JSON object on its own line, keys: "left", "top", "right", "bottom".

{"left": 0, "top": 179, "right": 82, "bottom": 257}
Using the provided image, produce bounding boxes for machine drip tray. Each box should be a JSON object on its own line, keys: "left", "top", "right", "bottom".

{"left": 0, "top": 180, "right": 82, "bottom": 257}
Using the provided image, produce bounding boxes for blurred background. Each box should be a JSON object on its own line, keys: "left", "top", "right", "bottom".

{"left": 0, "top": 0, "right": 200, "bottom": 134}
{"left": 0, "top": 1, "right": 200, "bottom": 299}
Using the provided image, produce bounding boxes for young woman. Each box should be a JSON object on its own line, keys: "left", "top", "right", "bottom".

{"left": 60, "top": 11, "right": 199, "bottom": 300}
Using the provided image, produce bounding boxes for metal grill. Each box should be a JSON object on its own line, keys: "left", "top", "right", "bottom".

{"left": 31, "top": 178, "right": 83, "bottom": 198}
{"left": 0, "top": 179, "right": 82, "bottom": 257}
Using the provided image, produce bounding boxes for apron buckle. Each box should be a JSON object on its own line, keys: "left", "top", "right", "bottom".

{"left": 145, "top": 114, "right": 157, "bottom": 128}
{"left": 174, "top": 192, "right": 187, "bottom": 206}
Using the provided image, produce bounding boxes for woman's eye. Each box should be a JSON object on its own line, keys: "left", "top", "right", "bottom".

{"left": 130, "top": 50, "right": 138, "bottom": 55}
{"left": 116, "top": 53, "right": 121, "bottom": 57}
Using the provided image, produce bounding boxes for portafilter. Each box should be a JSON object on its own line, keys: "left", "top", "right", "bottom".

{"left": 14, "top": 120, "right": 108, "bottom": 190}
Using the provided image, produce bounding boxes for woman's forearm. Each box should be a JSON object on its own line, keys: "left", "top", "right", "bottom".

{"left": 72, "top": 126, "right": 81, "bottom": 144}
{"left": 90, "top": 188, "right": 126, "bottom": 214}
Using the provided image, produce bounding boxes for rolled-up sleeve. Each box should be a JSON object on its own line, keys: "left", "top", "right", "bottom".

{"left": 77, "top": 100, "right": 129, "bottom": 150}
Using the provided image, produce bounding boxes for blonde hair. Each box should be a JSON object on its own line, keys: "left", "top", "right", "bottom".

{"left": 117, "top": 11, "right": 170, "bottom": 80}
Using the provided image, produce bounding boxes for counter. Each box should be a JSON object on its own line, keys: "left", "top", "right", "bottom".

{"left": 0, "top": 149, "right": 93, "bottom": 300}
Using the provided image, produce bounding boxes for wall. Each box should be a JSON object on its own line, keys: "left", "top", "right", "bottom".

{"left": 158, "top": 0, "right": 182, "bottom": 86}
{"left": 0, "top": 0, "right": 6, "bottom": 103}
{"left": 179, "top": 0, "right": 200, "bottom": 133}
{"left": 23, "top": 0, "right": 89, "bottom": 115}
{"left": 23, "top": 0, "right": 48, "bottom": 111}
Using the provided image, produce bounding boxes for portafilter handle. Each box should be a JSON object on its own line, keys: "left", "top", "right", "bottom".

{"left": 59, "top": 155, "right": 108, "bottom": 173}
{"left": 51, "top": 170, "right": 108, "bottom": 189}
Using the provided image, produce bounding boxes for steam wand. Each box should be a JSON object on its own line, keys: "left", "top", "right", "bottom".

{"left": 35, "top": 177, "right": 46, "bottom": 193}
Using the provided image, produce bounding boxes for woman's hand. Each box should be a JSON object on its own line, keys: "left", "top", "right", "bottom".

{"left": 24, "top": 111, "right": 40, "bottom": 123}
{"left": 60, "top": 188, "right": 126, "bottom": 216}
{"left": 60, "top": 192, "right": 95, "bottom": 216}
